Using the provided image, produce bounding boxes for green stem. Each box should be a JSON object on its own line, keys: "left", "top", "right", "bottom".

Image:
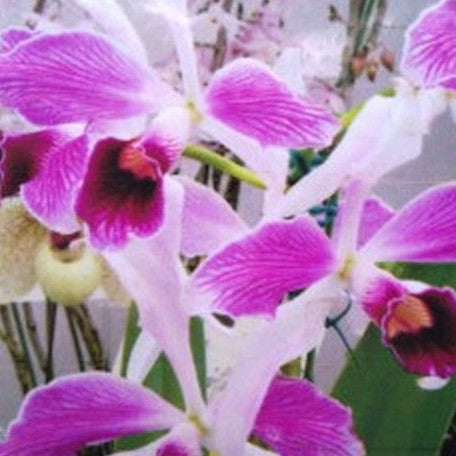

{"left": 11, "top": 303, "right": 36, "bottom": 387}
{"left": 183, "top": 144, "right": 266, "bottom": 189}
{"left": 23, "top": 302, "right": 46, "bottom": 371}
{"left": 45, "top": 299, "right": 58, "bottom": 382}
{"left": 303, "top": 349, "right": 316, "bottom": 381}
{"left": 65, "top": 308, "right": 86, "bottom": 372}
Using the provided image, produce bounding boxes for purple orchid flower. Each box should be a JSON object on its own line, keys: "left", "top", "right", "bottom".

{"left": 0, "top": 104, "right": 245, "bottom": 251}
{"left": 0, "top": 289, "right": 363, "bottom": 455}
{"left": 187, "top": 180, "right": 456, "bottom": 377}
{"left": 0, "top": 0, "right": 338, "bottom": 191}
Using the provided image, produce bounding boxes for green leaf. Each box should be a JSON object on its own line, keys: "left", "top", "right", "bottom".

{"left": 115, "top": 305, "right": 206, "bottom": 451}
{"left": 333, "top": 325, "right": 456, "bottom": 455}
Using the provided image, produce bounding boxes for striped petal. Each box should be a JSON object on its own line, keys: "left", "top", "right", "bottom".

{"left": 0, "top": 31, "right": 176, "bottom": 125}
{"left": 0, "top": 372, "right": 184, "bottom": 456}
{"left": 252, "top": 377, "right": 364, "bottom": 456}
{"left": 188, "top": 217, "right": 336, "bottom": 318}
{"left": 205, "top": 58, "right": 339, "bottom": 149}
{"left": 401, "top": 0, "right": 456, "bottom": 89}
{"left": 361, "top": 183, "right": 456, "bottom": 263}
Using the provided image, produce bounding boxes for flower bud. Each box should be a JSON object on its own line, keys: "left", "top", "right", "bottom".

{"left": 35, "top": 234, "right": 103, "bottom": 306}
{"left": 351, "top": 54, "right": 366, "bottom": 77}
{"left": 366, "top": 58, "right": 379, "bottom": 81}
{"left": 380, "top": 48, "right": 395, "bottom": 72}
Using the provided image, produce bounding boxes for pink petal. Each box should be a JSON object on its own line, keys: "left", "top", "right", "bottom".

{"left": 177, "top": 176, "right": 248, "bottom": 257}
{"left": 22, "top": 134, "right": 89, "bottom": 233}
{"left": 253, "top": 376, "right": 364, "bottom": 456}
{"left": 76, "top": 137, "right": 165, "bottom": 249}
{"left": 0, "top": 28, "right": 35, "bottom": 53}
{"left": 401, "top": 0, "right": 456, "bottom": 89}
{"left": 361, "top": 183, "right": 456, "bottom": 262}
{"left": 357, "top": 197, "right": 394, "bottom": 247}
{"left": 0, "top": 372, "right": 184, "bottom": 455}
{"left": 205, "top": 58, "right": 339, "bottom": 148}
{"left": 0, "top": 130, "right": 66, "bottom": 199}
{"left": 381, "top": 286, "right": 456, "bottom": 378}
{"left": 0, "top": 31, "right": 176, "bottom": 125}
{"left": 188, "top": 217, "right": 336, "bottom": 318}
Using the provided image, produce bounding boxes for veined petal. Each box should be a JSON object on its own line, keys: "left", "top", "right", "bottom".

{"left": 401, "top": 0, "right": 456, "bottom": 89}
{"left": 76, "top": 137, "right": 165, "bottom": 249}
{"left": 204, "top": 58, "right": 339, "bottom": 148}
{"left": 357, "top": 197, "right": 394, "bottom": 247}
{"left": 0, "top": 31, "right": 176, "bottom": 125}
{"left": 0, "top": 372, "right": 184, "bottom": 456}
{"left": 0, "top": 130, "right": 67, "bottom": 199}
{"left": 252, "top": 377, "right": 364, "bottom": 456}
{"left": 188, "top": 217, "right": 336, "bottom": 318}
{"left": 177, "top": 176, "right": 248, "bottom": 257}
{"left": 361, "top": 183, "right": 456, "bottom": 262}
{"left": 0, "top": 199, "right": 45, "bottom": 303}
{"left": 381, "top": 286, "right": 456, "bottom": 378}
{"left": 22, "top": 134, "right": 89, "bottom": 234}
{"left": 209, "top": 278, "right": 339, "bottom": 455}
{"left": 0, "top": 28, "right": 35, "bottom": 53}
{"left": 72, "top": 0, "right": 149, "bottom": 66}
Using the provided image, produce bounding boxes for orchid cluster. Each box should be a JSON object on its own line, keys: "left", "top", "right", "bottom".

{"left": 1, "top": 0, "right": 456, "bottom": 455}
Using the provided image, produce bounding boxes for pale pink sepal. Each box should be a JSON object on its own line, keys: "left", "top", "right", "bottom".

{"left": 105, "top": 179, "right": 205, "bottom": 414}
{"left": 0, "top": 372, "right": 184, "bottom": 455}
{"left": 22, "top": 134, "right": 89, "bottom": 234}
{"left": 276, "top": 93, "right": 427, "bottom": 217}
{"left": 252, "top": 377, "right": 364, "bottom": 456}
{"left": 0, "top": 31, "right": 175, "bottom": 125}
{"left": 126, "top": 330, "right": 161, "bottom": 383}
{"left": 205, "top": 58, "right": 339, "bottom": 148}
{"left": 177, "top": 176, "right": 248, "bottom": 256}
{"left": 71, "top": 0, "right": 149, "bottom": 66}
{"left": 188, "top": 217, "right": 336, "bottom": 318}
{"left": 401, "top": 0, "right": 456, "bottom": 89}
{"left": 208, "top": 278, "right": 338, "bottom": 455}
{"left": 361, "top": 183, "right": 456, "bottom": 263}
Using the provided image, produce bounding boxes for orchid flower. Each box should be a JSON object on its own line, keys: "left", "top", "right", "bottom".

{"left": 187, "top": 177, "right": 456, "bottom": 378}
{"left": 0, "top": 289, "right": 364, "bottom": 456}
{"left": 0, "top": 0, "right": 338, "bottom": 194}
